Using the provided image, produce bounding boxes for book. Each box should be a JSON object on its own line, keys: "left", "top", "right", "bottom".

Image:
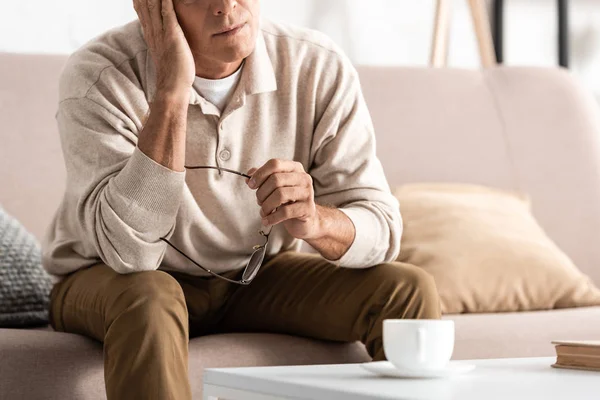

{"left": 551, "top": 340, "right": 600, "bottom": 372}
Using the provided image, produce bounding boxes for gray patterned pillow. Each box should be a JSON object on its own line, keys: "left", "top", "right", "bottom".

{"left": 0, "top": 206, "right": 53, "bottom": 327}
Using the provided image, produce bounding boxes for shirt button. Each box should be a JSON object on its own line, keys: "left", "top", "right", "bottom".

{"left": 219, "top": 149, "right": 231, "bottom": 161}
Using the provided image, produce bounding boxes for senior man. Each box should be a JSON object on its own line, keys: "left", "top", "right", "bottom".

{"left": 43, "top": 0, "right": 441, "bottom": 398}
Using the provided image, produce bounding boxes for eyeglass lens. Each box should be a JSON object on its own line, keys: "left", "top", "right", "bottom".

{"left": 243, "top": 246, "right": 267, "bottom": 282}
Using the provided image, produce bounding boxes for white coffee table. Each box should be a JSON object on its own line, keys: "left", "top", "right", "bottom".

{"left": 203, "top": 357, "right": 599, "bottom": 400}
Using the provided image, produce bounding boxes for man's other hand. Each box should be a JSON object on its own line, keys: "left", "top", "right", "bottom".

{"left": 246, "top": 159, "right": 324, "bottom": 240}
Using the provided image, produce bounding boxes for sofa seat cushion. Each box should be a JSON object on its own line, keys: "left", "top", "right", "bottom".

{"left": 4, "top": 307, "right": 600, "bottom": 398}
{"left": 0, "top": 329, "right": 370, "bottom": 400}
{"left": 443, "top": 306, "right": 600, "bottom": 360}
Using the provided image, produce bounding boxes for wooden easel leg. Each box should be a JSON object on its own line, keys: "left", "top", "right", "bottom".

{"left": 467, "top": 0, "right": 497, "bottom": 68}
{"left": 430, "top": 0, "right": 453, "bottom": 67}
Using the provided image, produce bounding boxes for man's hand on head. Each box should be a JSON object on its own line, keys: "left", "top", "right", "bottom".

{"left": 133, "top": 0, "right": 195, "bottom": 98}
{"left": 245, "top": 159, "right": 324, "bottom": 241}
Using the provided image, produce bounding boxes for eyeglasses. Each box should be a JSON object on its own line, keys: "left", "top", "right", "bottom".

{"left": 159, "top": 165, "right": 271, "bottom": 285}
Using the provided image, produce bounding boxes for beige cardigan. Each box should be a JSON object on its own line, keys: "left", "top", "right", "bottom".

{"left": 41, "top": 19, "right": 402, "bottom": 283}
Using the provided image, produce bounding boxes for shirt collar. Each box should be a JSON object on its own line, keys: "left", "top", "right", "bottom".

{"left": 145, "top": 28, "right": 277, "bottom": 107}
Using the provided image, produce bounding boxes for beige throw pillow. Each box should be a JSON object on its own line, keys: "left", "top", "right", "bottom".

{"left": 393, "top": 183, "right": 600, "bottom": 314}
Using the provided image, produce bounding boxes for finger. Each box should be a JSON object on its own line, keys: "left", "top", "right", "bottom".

{"left": 147, "top": 0, "right": 163, "bottom": 33}
{"left": 263, "top": 202, "right": 307, "bottom": 227}
{"left": 245, "top": 167, "right": 258, "bottom": 184}
{"left": 133, "top": 0, "right": 145, "bottom": 27}
{"left": 135, "top": 0, "right": 155, "bottom": 49}
{"left": 161, "top": 0, "right": 177, "bottom": 29}
{"left": 256, "top": 172, "right": 306, "bottom": 205}
{"left": 260, "top": 187, "right": 309, "bottom": 217}
{"left": 248, "top": 159, "right": 304, "bottom": 189}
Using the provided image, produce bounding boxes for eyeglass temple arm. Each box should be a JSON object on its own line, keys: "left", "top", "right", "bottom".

{"left": 184, "top": 165, "right": 251, "bottom": 179}
{"left": 159, "top": 238, "right": 250, "bottom": 285}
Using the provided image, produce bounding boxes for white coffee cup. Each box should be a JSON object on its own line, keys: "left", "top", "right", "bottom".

{"left": 383, "top": 319, "right": 455, "bottom": 370}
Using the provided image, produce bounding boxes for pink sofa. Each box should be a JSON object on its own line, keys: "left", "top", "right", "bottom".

{"left": 2, "top": 52, "right": 600, "bottom": 399}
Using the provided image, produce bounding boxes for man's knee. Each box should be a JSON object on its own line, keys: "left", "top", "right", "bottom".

{"left": 108, "top": 269, "right": 188, "bottom": 328}
{"left": 371, "top": 262, "right": 442, "bottom": 319}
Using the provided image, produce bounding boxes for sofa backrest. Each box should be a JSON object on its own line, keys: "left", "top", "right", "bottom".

{"left": 1, "top": 52, "right": 67, "bottom": 240}
{"left": 2, "top": 52, "right": 600, "bottom": 285}
{"left": 358, "top": 66, "right": 600, "bottom": 286}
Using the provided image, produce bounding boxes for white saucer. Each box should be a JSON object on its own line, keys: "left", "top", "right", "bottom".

{"left": 361, "top": 361, "right": 476, "bottom": 379}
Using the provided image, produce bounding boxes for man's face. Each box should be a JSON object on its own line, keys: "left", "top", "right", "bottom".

{"left": 174, "top": 0, "right": 260, "bottom": 64}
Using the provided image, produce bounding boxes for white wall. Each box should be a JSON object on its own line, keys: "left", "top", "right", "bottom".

{"left": 0, "top": 0, "right": 481, "bottom": 65}
{"left": 3, "top": 1, "right": 600, "bottom": 93}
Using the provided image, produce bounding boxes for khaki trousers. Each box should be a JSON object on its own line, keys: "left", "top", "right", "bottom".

{"left": 49, "top": 250, "right": 441, "bottom": 400}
